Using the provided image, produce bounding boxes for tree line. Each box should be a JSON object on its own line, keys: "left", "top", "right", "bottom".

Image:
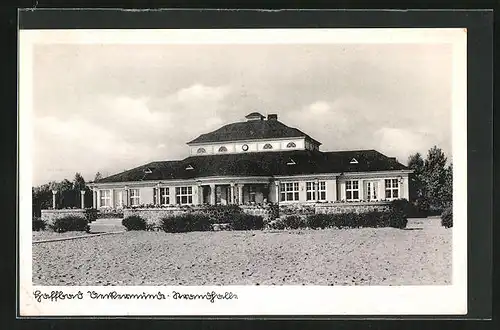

{"left": 32, "top": 172, "right": 102, "bottom": 217}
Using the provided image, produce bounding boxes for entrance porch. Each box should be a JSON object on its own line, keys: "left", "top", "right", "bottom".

{"left": 199, "top": 183, "right": 270, "bottom": 205}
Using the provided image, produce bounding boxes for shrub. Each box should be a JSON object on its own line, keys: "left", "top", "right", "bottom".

{"left": 49, "top": 216, "right": 89, "bottom": 233}
{"left": 387, "top": 199, "right": 409, "bottom": 229}
{"left": 306, "top": 214, "right": 330, "bottom": 229}
{"left": 32, "top": 217, "right": 46, "bottom": 231}
{"left": 198, "top": 204, "right": 242, "bottom": 224}
{"left": 160, "top": 214, "right": 212, "bottom": 233}
{"left": 441, "top": 206, "right": 453, "bottom": 228}
{"left": 122, "top": 216, "right": 147, "bottom": 231}
{"left": 84, "top": 209, "right": 99, "bottom": 222}
{"left": 281, "top": 215, "right": 306, "bottom": 229}
{"left": 230, "top": 213, "right": 264, "bottom": 230}
{"left": 267, "top": 218, "right": 286, "bottom": 230}
{"left": 306, "top": 210, "right": 407, "bottom": 230}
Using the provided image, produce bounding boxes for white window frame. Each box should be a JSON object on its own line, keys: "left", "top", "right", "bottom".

{"left": 385, "top": 179, "right": 400, "bottom": 200}
{"left": 366, "top": 181, "right": 379, "bottom": 201}
{"left": 99, "top": 189, "right": 111, "bottom": 207}
{"left": 280, "top": 182, "right": 299, "bottom": 202}
{"left": 318, "top": 181, "right": 326, "bottom": 201}
{"left": 306, "top": 182, "right": 316, "bottom": 201}
{"left": 345, "top": 180, "right": 360, "bottom": 201}
{"left": 176, "top": 186, "right": 193, "bottom": 205}
{"left": 129, "top": 189, "right": 140, "bottom": 206}
{"left": 160, "top": 187, "right": 170, "bottom": 205}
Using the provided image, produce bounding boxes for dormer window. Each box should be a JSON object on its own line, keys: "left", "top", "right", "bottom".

{"left": 286, "top": 142, "right": 296, "bottom": 148}
{"left": 197, "top": 147, "right": 206, "bottom": 154}
{"left": 287, "top": 158, "right": 296, "bottom": 165}
{"left": 350, "top": 158, "right": 359, "bottom": 164}
{"left": 143, "top": 168, "right": 152, "bottom": 174}
{"left": 218, "top": 146, "right": 228, "bottom": 152}
{"left": 185, "top": 165, "right": 194, "bottom": 170}
{"left": 263, "top": 143, "right": 273, "bottom": 150}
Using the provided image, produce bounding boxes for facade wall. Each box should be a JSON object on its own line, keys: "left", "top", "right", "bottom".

{"left": 336, "top": 173, "right": 410, "bottom": 202}
{"left": 93, "top": 172, "right": 409, "bottom": 209}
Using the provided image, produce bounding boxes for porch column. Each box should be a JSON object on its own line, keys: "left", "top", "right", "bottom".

{"left": 92, "top": 189, "right": 96, "bottom": 208}
{"left": 230, "top": 183, "right": 235, "bottom": 204}
{"left": 123, "top": 186, "right": 129, "bottom": 207}
{"left": 210, "top": 184, "right": 216, "bottom": 205}
{"left": 197, "top": 184, "right": 202, "bottom": 205}
{"left": 275, "top": 181, "right": 280, "bottom": 204}
{"left": 155, "top": 184, "right": 160, "bottom": 206}
{"left": 80, "top": 190, "right": 86, "bottom": 209}
{"left": 51, "top": 190, "right": 57, "bottom": 209}
{"left": 238, "top": 184, "right": 244, "bottom": 205}
{"left": 110, "top": 188, "right": 114, "bottom": 208}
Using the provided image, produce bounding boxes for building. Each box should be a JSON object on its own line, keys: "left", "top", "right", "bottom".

{"left": 88, "top": 113, "right": 411, "bottom": 209}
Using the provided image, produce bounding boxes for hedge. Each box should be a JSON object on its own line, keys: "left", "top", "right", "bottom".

{"left": 441, "top": 206, "right": 453, "bottom": 228}
{"left": 49, "top": 216, "right": 89, "bottom": 233}
{"left": 122, "top": 215, "right": 147, "bottom": 231}
{"left": 32, "top": 217, "right": 47, "bottom": 231}
{"left": 229, "top": 213, "right": 264, "bottom": 230}
{"left": 160, "top": 214, "right": 212, "bottom": 233}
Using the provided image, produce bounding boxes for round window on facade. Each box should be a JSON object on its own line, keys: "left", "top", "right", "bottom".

{"left": 218, "top": 146, "right": 228, "bottom": 152}
{"left": 197, "top": 147, "right": 206, "bottom": 154}
{"left": 242, "top": 144, "right": 249, "bottom": 151}
{"left": 263, "top": 143, "right": 273, "bottom": 149}
{"left": 286, "top": 142, "right": 296, "bottom": 148}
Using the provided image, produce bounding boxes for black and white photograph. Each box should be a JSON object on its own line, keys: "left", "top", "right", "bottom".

{"left": 19, "top": 26, "right": 468, "bottom": 316}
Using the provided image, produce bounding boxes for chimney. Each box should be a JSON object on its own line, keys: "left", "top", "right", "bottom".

{"left": 267, "top": 114, "right": 278, "bottom": 121}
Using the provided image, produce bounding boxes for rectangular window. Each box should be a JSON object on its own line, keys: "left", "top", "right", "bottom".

{"left": 318, "top": 181, "right": 326, "bottom": 200}
{"left": 176, "top": 186, "right": 193, "bottom": 205}
{"left": 159, "top": 187, "right": 169, "bottom": 205}
{"left": 129, "top": 189, "right": 140, "bottom": 206}
{"left": 280, "top": 182, "right": 299, "bottom": 202}
{"left": 99, "top": 190, "right": 111, "bottom": 207}
{"left": 306, "top": 182, "right": 315, "bottom": 201}
{"left": 385, "top": 179, "right": 399, "bottom": 200}
{"left": 345, "top": 180, "right": 359, "bottom": 201}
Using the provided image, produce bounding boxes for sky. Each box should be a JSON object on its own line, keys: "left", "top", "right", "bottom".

{"left": 31, "top": 42, "right": 453, "bottom": 186}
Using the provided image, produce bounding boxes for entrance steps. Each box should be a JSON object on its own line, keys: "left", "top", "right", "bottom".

{"left": 89, "top": 217, "right": 125, "bottom": 233}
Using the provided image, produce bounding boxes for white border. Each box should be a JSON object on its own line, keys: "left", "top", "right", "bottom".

{"left": 19, "top": 28, "right": 467, "bottom": 316}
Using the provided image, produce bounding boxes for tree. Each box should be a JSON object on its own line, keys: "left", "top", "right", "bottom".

{"left": 73, "top": 172, "right": 86, "bottom": 191}
{"left": 423, "top": 146, "right": 449, "bottom": 211}
{"left": 407, "top": 152, "right": 428, "bottom": 215}
{"left": 94, "top": 172, "right": 103, "bottom": 182}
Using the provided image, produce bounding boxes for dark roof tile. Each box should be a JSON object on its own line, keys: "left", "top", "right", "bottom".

{"left": 97, "top": 149, "right": 408, "bottom": 183}
{"left": 187, "top": 119, "right": 321, "bottom": 145}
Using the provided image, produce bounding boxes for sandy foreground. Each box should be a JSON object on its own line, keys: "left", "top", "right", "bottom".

{"left": 32, "top": 218, "right": 451, "bottom": 286}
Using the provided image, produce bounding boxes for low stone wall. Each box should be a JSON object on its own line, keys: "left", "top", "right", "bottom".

{"left": 41, "top": 209, "right": 88, "bottom": 226}
{"left": 314, "top": 202, "right": 390, "bottom": 214}
{"left": 122, "top": 202, "right": 392, "bottom": 227}
{"left": 240, "top": 205, "right": 279, "bottom": 222}
{"left": 123, "top": 207, "right": 188, "bottom": 227}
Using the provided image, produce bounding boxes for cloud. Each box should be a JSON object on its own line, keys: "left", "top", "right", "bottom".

{"left": 373, "top": 127, "right": 437, "bottom": 164}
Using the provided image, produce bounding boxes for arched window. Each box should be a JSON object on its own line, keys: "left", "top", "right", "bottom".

{"left": 196, "top": 148, "right": 206, "bottom": 154}
{"left": 263, "top": 143, "right": 273, "bottom": 150}
{"left": 218, "top": 146, "right": 228, "bottom": 152}
{"left": 286, "top": 142, "right": 296, "bottom": 148}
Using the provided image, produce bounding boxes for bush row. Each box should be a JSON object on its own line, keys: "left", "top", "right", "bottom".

{"left": 48, "top": 216, "right": 90, "bottom": 233}
{"left": 268, "top": 199, "right": 408, "bottom": 230}
{"left": 32, "top": 217, "right": 47, "bottom": 231}
{"left": 121, "top": 213, "right": 264, "bottom": 232}
{"left": 441, "top": 206, "right": 453, "bottom": 228}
